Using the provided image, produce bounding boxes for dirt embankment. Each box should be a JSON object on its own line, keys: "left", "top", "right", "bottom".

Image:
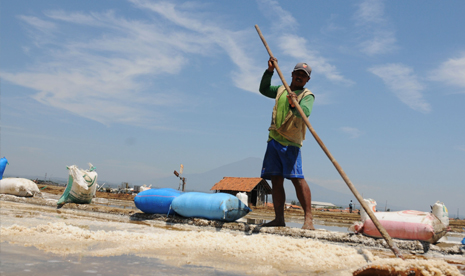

{"left": 38, "top": 184, "right": 137, "bottom": 200}
{"left": 36, "top": 184, "right": 465, "bottom": 233}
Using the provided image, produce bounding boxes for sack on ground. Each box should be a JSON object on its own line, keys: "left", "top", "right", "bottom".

{"left": 0, "top": 157, "right": 8, "bottom": 180}
{"left": 236, "top": 192, "right": 248, "bottom": 207}
{"left": 57, "top": 164, "right": 98, "bottom": 205}
{"left": 139, "top": 184, "right": 152, "bottom": 193}
{"left": 431, "top": 201, "right": 449, "bottom": 226}
{"left": 350, "top": 199, "right": 449, "bottom": 243}
{"left": 171, "top": 192, "right": 252, "bottom": 222}
{"left": 134, "top": 188, "right": 182, "bottom": 215}
{"left": 0, "top": 178, "right": 41, "bottom": 197}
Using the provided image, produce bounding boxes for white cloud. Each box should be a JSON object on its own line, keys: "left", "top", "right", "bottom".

{"left": 369, "top": 63, "right": 431, "bottom": 113}
{"left": 355, "top": 0, "right": 386, "bottom": 24}
{"left": 257, "top": 0, "right": 298, "bottom": 32}
{"left": 353, "top": 0, "right": 397, "bottom": 56}
{"left": 129, "top": 0, "right": 264, "bottom": 93}
{"left": 340, "top": 127, "right": 363, "bottom": 139}
{"left": 358, "top": 30, "right": 397, "bottom": 56}
{"left": 309, "top": 89, "right": 332, "bottom": 105}
{"left": 1, "top": 125, "right": 24, "bottom": 131}
{"left": 2, "top": 1, "right": 264, "bottom": 127}
{"left": 278, "top": 34, "right": 354, "bottom": 85}
{"left": 18, "top": 15, "right": 57, "bottom": 32}
{"left": 45, "top": 10, "right": 114, "bottom": 27}
{"left": 257, "top": 1, "right": 353, "bottom": 85}
{"left": 320, "top": 14, "right": 345, "bottom": 35}
{"left": 431, "top": 53, "right": 465, "bottom": 92}
{"left": 17, "top": 15, "right": 59, "bottom": 46}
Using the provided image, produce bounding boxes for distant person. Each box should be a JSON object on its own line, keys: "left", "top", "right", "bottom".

{"left": 349, "top": 200, "right": 353, "bottom": 213}
{"left": 259, "top": 57, "right": 315, "bottom": 230}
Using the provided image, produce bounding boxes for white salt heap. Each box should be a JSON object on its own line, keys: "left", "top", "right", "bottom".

{"left": 1, "top": 221, "right": 372, "bottom": 275}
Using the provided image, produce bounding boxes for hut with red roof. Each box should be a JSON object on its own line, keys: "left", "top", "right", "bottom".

{"left": 211, "top": 177, "right": 271, "bottom": 207}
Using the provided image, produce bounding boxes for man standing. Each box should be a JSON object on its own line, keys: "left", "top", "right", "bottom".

{"left": 349, "top": 200, "right": 353, "bottom": 213}
{"left": 259, "top": 57, "right": 315, "bottom": 230}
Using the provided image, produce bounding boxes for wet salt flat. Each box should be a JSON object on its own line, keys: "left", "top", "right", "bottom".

{"left": 0, "top": 200, "right": 370, "bottom": 275}
{"left": 1, "top": 196, "right": 464, "bottom": 275}
{"left": 1, "top": 243, "right": 239, "bottom": 276}
{"left": 440, "top": 233, "right": 465, "bottom": 244}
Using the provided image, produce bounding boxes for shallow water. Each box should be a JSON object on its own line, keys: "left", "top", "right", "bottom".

{"left": 439, "top": 233, "right": 465, "bottom": 244}
{"left": 0, "top": 242, "right": 240, "bottom": 276}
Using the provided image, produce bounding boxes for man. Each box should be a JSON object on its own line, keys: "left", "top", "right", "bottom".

{"left": 349, "top": 200, "right": 353, "bottom": 213}
{"left": 259, "top": 57, "right": 315, "bottom": 230}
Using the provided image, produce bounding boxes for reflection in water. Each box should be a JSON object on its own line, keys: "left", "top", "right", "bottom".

{"left": 0, "top": 243, "right": 239, "bottom": 276}
{"left": 246, "top": 218, "right": 264, "bottom": 225}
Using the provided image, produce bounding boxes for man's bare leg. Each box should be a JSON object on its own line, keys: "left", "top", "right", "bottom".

{"left": 263, "top": 176, "right": 286, "bottom": 227}
{"left": 291, "top": 178, "right": 315, "bottom": 230}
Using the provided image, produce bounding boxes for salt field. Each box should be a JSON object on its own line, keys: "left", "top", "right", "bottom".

{"left": 3, "top": 1, "right": 465, "bottom": 274}
{"left": 1, "top": 194, "right": 464, "bottom": 275}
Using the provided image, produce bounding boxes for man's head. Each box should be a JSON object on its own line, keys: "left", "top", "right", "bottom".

{"left": 290, "top": 62, "right": 311, "bottom": 90}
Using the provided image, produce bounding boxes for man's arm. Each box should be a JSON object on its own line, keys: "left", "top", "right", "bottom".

{"left": 291, "top": 94, "right": 314, "bottom": 118}
{"left": 259, "top": 70, "right": 280, "bottom": 99}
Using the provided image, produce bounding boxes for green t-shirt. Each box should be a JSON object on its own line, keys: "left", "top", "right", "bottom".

{"left": 259, "top": 70, "right": 314, "bottom": 147}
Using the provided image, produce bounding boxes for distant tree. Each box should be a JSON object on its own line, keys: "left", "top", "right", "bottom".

{"left": 291, "top": 200, "right": 297, "bottom": 205}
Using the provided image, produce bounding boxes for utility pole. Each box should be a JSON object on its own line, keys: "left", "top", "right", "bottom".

{"left": 174, "top": 164, "right": 186, "bottom": 191}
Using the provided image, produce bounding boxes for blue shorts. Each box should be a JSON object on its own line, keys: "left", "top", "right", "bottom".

{"left": 261, "top": 139, "right": 304, "bottom": 180}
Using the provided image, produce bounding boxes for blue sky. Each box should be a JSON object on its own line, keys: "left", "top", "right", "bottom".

{"left": 1, "top": 0, "right": 464, "bottom": 216}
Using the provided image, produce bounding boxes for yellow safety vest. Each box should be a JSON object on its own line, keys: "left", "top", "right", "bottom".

{"left": 268, "top": 86, "right": 313, "bottom": 146}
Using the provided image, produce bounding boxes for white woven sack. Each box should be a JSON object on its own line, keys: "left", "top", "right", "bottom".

{"left": 0, "top": 178, "right": 41, "bottom": 197}
{"left": 432, "top": 201, "right": 449, "bottom": 226}
{"left": 57, "top": 163, "right": 98, "bottom": 205}
{"left": 236, "top": 192, "right": 248, "bottom": 207}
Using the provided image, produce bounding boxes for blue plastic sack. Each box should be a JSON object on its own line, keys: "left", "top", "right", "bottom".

{"left": 462, "top": 237, "right": 465, "bottom": 245}
{"left": 134, "top": 188, "right": 182, "bottom": 215}
{"left": 171, "top": 192, "right": 252, "bottom": 222}
{"left": 0, "top": 157, "right": 8, "bottom": 180}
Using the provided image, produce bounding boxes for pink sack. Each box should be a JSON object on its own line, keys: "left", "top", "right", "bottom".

{"left": 361, "top": 210, "right": 448, "bottom": 243}
{"left": 350, "top": 199, "right": 450, "bottom": 243}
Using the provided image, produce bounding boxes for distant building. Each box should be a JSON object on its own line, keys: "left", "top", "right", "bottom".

{"left": 285, "top": 201, "right": 336, "bottom": 209}
{"left": 210, "top": 177, "right": 272, "bottom": 206}
{"left": 311, "top": 201, "right": 337, "bottom": 209}
{"left": 285, "top": 203, "right": 303, "bottom": 210}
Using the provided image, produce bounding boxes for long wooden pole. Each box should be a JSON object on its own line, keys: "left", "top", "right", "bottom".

{"left": 255, "top": 24, "right": 403, "bottom": 259}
